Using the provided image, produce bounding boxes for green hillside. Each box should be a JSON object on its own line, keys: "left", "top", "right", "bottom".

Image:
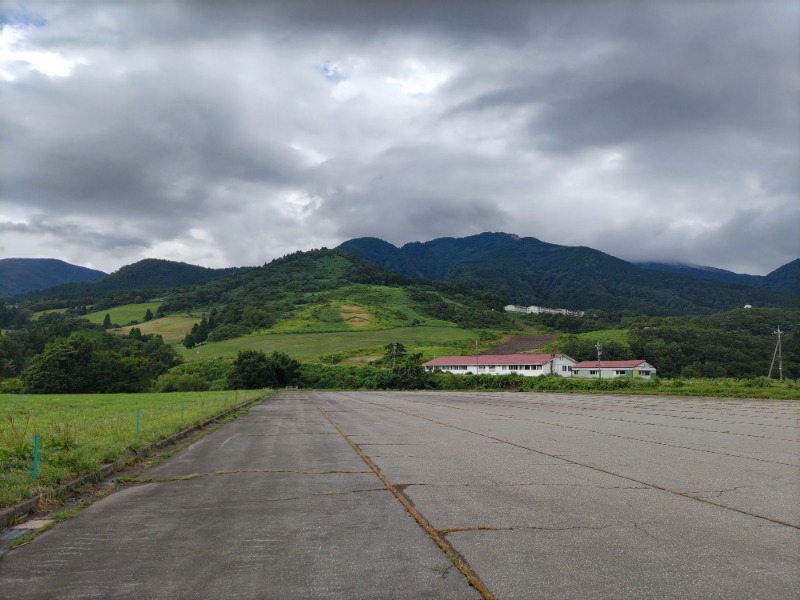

{"left": 157, "top": 248, "right": 510, "bottom": 343}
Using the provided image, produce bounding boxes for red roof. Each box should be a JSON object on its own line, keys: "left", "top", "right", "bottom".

{"left": 572, "top": 360, "right": 652, "bottom": 369}
{"left": 424, "top": 354, "right": 571, "bottom": 367}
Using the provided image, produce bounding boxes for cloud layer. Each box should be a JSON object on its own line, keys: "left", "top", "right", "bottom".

{"left": 1, "top": 1, "right": 798, "bottom": 274}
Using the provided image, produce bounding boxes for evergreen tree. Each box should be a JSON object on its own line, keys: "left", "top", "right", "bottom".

{"left": 144, "top": 308, "right": 154, "bottom": 322}
{"left": 183, "top": 332, "right": 195, "bottom": 349}
{"left": 195, "top": 317, "right": 209, "bottom": 343}
{"left": 102, "top": 313, "right": 112, "bottom": 328}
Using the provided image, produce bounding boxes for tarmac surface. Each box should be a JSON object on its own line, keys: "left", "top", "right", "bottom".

{"left": 1, "top": 390, "right": 798, "bottom": 599}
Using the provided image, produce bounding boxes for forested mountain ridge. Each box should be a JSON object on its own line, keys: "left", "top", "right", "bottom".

{"left": 0, "top": 258, "right": 105, "bottom": 298}
{"left": 636, "top": 259, "right": 800, "bottom": 294}
{"left": 338, "top": 233, "right": 799, "bottom": 315}
{"left": 15, "top": 259, "right": 250, "bottom": 310}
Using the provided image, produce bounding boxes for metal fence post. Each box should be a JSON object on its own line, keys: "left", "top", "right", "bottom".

{"left": 32, "top": 434, "right": 39, "bottom": 480}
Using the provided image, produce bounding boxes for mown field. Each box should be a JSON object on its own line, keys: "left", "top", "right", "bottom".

{"left": 84, "top": 302, "right": 162, "bottom": 326}
{"left": 180, "top": 326, "right": 483, "bottom": 362}
{"left": 114, "top": 316, "right": 199, "bottom": 343}
{"left": 0, "top": 390, "right": 267, "bottom": 507}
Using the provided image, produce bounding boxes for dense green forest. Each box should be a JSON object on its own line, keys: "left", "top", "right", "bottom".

{"left": 547, "top": 307, "right": 800, "bottom": 378}
{"left": 0, "top": 313, "right": 180, "bottom": 393}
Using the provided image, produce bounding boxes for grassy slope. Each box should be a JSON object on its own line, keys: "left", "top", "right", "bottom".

{"left": 273, "top": 285, "right": 420, "bottom": 332}
{"left": 0, "top": 390, "right": 266, "bottom": 507}
{"left": 85, "top": 302, "right": 162, "bottom": 325}
{"left": 181, "top": 326, "right": 480, "bottom": 362}
{"left": 115, "top": 316, "right": 199, "bottom": 343}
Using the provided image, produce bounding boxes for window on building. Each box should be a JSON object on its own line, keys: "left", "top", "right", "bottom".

{"left": 589, "top": 370, "right": 598, "bottom": 375}
{"left": 639, "top": 370, "right": 650, "bottom": 376}
{"left": 615, "top": 370, "right": 628, "bottom": 375}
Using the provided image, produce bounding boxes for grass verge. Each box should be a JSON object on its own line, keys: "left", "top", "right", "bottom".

{"left": 0, "top": 390, "right": 267, "bottom": 507}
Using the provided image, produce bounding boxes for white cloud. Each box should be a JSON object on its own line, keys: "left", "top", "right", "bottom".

{"left": 0, "top": 22, "right": 84, "bottom": 80}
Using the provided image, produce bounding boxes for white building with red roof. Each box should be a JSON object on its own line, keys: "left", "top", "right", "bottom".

{"left": 571, "top": 360, "right": 656, "bottom": 379}
{"left": 423, "top": 353, "right": 577, "bottom": 377}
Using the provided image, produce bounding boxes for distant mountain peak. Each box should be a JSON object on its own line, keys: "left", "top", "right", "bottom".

{"left": 0, "top": 258, "right": 106, "bottom": 298}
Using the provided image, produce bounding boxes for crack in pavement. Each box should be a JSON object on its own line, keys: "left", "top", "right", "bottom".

{"left": 634, "top": 521, "right": 660, "bottom": 541}
{"left": 437, "top": 526, "right": 512, "bottom": 534}
{"left": 121, "top": 469, "right": 373, "bottom": 484}
{"left": 311, "top": 396, "right": 497, "bottom": 600}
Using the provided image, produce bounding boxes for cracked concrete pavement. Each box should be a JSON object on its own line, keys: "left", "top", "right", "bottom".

{"left": 1, "top": 391, "right": 798, "bottom": 599}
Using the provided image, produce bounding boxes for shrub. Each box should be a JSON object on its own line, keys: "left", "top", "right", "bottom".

{"left": 0, "top": 378, "right": 23, "bottom": 394}
{"left": 155, "top": 373, "right": 210, "bottom": 392}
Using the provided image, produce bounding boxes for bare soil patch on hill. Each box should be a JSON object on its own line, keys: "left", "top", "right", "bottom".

{"left": 486, "top": 334, "right": 558, "bottom": 354}
{"left": 340, "top": 305, "right": 371, "bottom": 327}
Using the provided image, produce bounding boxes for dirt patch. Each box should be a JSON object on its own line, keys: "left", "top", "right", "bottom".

{"left": 486, "top": 334, "right": 559, "bottom": 354}
{"left": 340, "top": 305, "right": 371, "bottom": 327}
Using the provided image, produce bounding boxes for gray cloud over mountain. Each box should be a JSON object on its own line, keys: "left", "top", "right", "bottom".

{"left": 1, "top": 1, "right": 797, "bottom": 274}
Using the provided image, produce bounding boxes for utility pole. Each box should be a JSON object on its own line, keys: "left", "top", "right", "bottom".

{"left": 392, "top": 342, "right": 397, "bottom": 369}
{"left": 596, "top": 342, "right": 603, "bottom": 379}
{"left": 768, "top": 327, "right": 783, "bottom": 380}
{"left": 475, "top": 338, "right": 479, "bottom": 374}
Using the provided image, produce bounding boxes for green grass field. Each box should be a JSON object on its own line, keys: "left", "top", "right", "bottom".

{"left": 115, "top": 316, "right": 199, "bottom": 343}
{"left": 85, "top": 302, "right": 162, "bottom": 326}
{"left": 0, "top": 390, "right": 267, "bottom": 507}
{"left": 181, "top": 326, "right": 482, "bottom": 362}
{"left": 572, "top": 329, "right": 630, "bottom": 345}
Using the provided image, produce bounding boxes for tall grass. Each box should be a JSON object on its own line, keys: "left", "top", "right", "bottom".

{"left": 0, "top": 390, "right": 267, "bottom": 507}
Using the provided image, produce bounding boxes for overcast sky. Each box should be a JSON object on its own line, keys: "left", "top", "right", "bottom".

{"left": 1, "top": 1, "right": 798, "bottom": 275}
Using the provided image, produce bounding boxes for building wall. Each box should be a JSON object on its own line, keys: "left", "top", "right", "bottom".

{"left": 426, "top": 356, "right": 576, "bottom": 377}
{"left": 572, "top": 367, "right": 656, "bottom": 380}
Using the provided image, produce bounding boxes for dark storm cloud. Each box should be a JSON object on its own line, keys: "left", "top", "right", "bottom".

{"left": 1, "top": 0, "right": 797, "bottom": 274}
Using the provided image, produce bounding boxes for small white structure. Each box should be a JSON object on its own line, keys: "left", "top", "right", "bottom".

{"left": 504, "top": 304, "right": 585, "bottom": 317}
{"left": 424, "top": 354, "right": 577, "bottom": 377}
{"left": 571, "top": 360, "right": 656, "bottom": 380}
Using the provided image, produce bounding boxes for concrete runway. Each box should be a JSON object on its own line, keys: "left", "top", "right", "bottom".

{"left": 1, "top": 391, "right": 798, "bottom": 599}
